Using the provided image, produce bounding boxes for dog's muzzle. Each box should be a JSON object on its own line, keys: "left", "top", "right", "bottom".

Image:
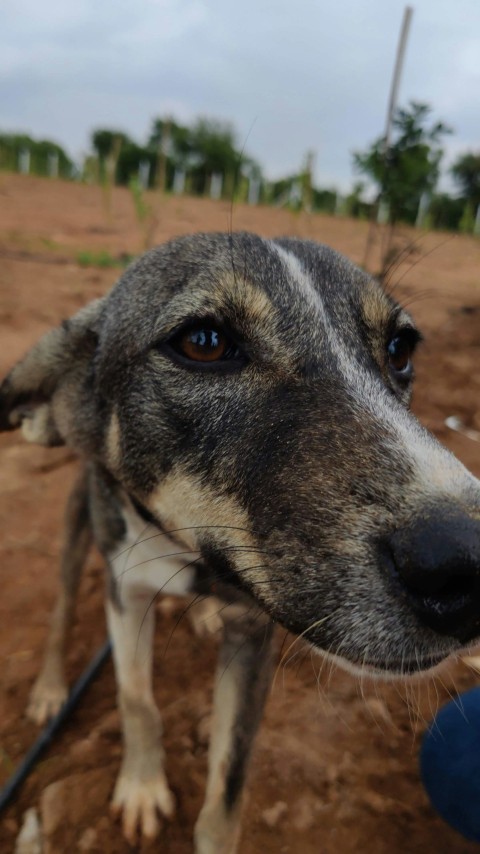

{"left": 384, "top": 505, "right": 480, "bottom": 643}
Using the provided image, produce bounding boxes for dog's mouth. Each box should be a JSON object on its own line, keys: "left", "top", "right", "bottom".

{"left": 364, "top": 651, "right": 449, "bottom": 676}
{"left": 320, "top": 647, "right": 451, "bottom": 679}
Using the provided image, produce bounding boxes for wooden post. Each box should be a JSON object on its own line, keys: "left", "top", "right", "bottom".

{"left": 302, "top": 150, "right": 315, "bottom": 213}
{"left": 383, "top": 7, "right": 413, "bottom": 152}
{"left": 155, "top": 119, "right": 171, "bottom": 192}
{"left": 103, "top": 135, "right": 122, "bottom": 222}
{"left": 362, "top": 6, "right": 414, "bottom": 272}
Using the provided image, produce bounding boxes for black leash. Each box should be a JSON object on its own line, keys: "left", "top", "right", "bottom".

{"left": 0, "top": 640, "right": 111, "bottom": 813}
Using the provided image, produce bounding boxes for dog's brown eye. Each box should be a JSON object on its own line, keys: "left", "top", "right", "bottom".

{"left": 178, "top": 327, "right": 228, "bottom": 362}
{"left": 387, "top": 334, "right": 414, "bottom": 379}
{"left": 163, "top": 321, "right": 246, "bottom": 370}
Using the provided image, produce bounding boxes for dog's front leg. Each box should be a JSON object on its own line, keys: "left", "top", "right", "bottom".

{"left": 106, "top": 590, "right": 175, "bottom": 843}
{"left": 28, "top": 467, "right": 91, "bottom": 724}
{"left": 195, "top": 610, "right": 275, "bottom": 854}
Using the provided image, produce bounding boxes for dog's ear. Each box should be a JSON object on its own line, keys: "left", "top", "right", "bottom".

{"left": 0, "top": 298, "right": 105, "bottom": 448}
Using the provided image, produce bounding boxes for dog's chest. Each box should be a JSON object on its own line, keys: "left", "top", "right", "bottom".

{"left": 108, "top": 502, "right": 198, "bottom": 597}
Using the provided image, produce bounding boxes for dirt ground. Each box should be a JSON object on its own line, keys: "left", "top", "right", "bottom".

{"left": 0, "top": 174, "right": 479, "bottom": 854}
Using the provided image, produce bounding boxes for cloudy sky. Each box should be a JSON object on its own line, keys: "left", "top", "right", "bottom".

{"left": 1, "top": 0, "right": 479, "bottom": 191}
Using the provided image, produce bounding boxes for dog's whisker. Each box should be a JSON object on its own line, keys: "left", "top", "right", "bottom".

{"left": 218, "top": 611, "right": 272, "bottom": 686}
{"left": 135, "top": 555, "right": 213, "bottom": 644}
{"left": 118, "top": 520, "right": 151, "bottom": 600}
{"left": 134, "top": 563, "right": 199, "bottom": 653}
{"left": 322, "top": 640, "right": 356, "bottom": 733}
{"left": 118, "top": 548, "right": 201, "bottom": 582}
{"left": 436, "top": 671, "right": 468, "bottom": 724}
{"left": 308, "top": 648, "right": 332, "bottom": 719}
{"left": 389, "top": 233, "right": 457, "bottom": 293}
{"left": 161, "top": 592, "right": 209, "bottom": 657}
{"left": 116, "top": 546, "right": 273, "bottom": 582}
{"left": 382, "top": 233, "right": 426, "bottom": 289}
{"left": 281, "top": 639, "right": 308, "bottom": 683}
{"left": 272, "top": 611, "right": 340, "bottom": 693}
{"left": 135, "top": 558, "right": 282, "bottom": 659}
{"left": 401, "top": 680, "right": 416, "bottom": 744}
{"left": 424, "top": 673, "right": 441, "bottom": 737}
{"left": 109, "top": 524, "right": 269, "bottom": 563}
{"left": 430, "top": 672, "right": 441, "bottom": 726}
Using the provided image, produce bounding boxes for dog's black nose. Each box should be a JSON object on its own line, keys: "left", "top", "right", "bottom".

{"left": 389, "top": 508, "right": 480, "bottom": 642}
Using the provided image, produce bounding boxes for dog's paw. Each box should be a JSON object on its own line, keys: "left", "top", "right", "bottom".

{"left": 194, "top": 809, "right": 241, "bottom": 854}
{"left": 26, "top": 678, "right": 68, "bottom": 725}
{"left": 188, "top": 596, "right": 224, "bottom": 639}
{"left": 111, "top": 773, "right": 175, "bottom": 842}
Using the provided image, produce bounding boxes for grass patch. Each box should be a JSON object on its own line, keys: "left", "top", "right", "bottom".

{"left": 76, "top": 250, "right": 135, "bottom": 269}
{"left": 40, "top": 237, "right": 61, "bottom": 250}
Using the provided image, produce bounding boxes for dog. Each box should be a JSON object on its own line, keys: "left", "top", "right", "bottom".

{"left": 1, "top": 232, "right": 480, "bottom": 853}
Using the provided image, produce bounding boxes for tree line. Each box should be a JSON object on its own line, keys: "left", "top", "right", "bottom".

{"left": 1, "top": 106, "right": 479, "bottom": 233}
{"left": 0, "top": 133, "right": 74, "bottom": 179}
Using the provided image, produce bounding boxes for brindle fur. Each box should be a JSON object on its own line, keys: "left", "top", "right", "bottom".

{"left": 1, "top": 233, "right": 480, "bottom": 853}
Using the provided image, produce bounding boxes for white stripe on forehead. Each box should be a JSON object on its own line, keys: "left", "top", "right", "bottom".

{"left": 272, "top": 243, "right": 323, "bottom": 315}
{"left": 272, "top": 241, "right": 360, "bottom": 386}
{"left": 272, "top": 242, "right": 479, "bottom": 499}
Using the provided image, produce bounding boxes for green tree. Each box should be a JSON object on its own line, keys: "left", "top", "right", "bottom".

{"left": 344, "top": 181, "right": 371, "bottom": 219}
{"left": 148, "top": 118, "right": 194, "bottom": 168}
{"left": 311, "top": 188, "right": 337, "bottom": 214}
{"left": 116, "top": 142, "right": 154, "bottom": 186}
{"left": 149, "top": 117, "right": 259, "bottom": 195}
{"left": 0, "top": 133, "right": 73, "bottom": 178}
{"left": 353, "top": 102, "right": 451, "bottom": 225}
{"left": 91, "top": 129, "right": 132, "bottom": 161}
{"left": 428, "top": 193, "right": 465, "bottom": 231}
{"left": 451, "top": 152, "right": 480, "bottom": 209}
{"left": 91, "top": 129, "right": 131, "bottom": 184}
{"left": 188, "top": 118, "right": 239, "bottom": 195}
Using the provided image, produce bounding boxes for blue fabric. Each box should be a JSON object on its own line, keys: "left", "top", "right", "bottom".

{"left": 420, "top": 686, "right": 480, "bottom": 843}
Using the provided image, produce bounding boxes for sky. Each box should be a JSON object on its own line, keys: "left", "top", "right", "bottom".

{"left": 1, "top": 0, "right": 479, "bottom": 192}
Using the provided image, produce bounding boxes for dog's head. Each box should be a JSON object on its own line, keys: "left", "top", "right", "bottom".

{"left": 2, "top": 233, "right": 480, "bottom": 675}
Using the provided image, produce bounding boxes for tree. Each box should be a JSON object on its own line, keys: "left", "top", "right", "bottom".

{"left": 0, "top": 133, "right": 73, "bottom": 178}
{"left": 148, "top": 118, "right": 195, "bottom": 191}
{"left": 148, "top": 118, "right": 194, "bottom": 168}
{"left": 353, "top": 102, "right": 451, "bottom": 225}
{"left": 344, "top": 182, "right": 371, "bottom": 219}
{"left": 91, "top": 129, "right": 132, "bottom": 161}
{"left": 451, "top": 153, "right": 480, "bottom": 209}
{"left": 428, "top": 193, "right": 465, "bottom": 231}
{"left": 116, "top": 142, "right": 154, "bottom": 186}
{"left": 91, "top": 129, "right": 131, "bottom": 185}
{"left": 188, "top": 118, "right": 240, "bottom": 195}
{"left": 148, "top": 116, "right": 263, "bottom": 196}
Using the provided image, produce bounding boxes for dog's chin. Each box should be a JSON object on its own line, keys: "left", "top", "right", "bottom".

{"left": 313, "top": 645, "right": 452, "bottom": 681}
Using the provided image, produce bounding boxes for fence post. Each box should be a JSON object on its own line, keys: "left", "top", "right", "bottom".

{"left": 415, "top": 191, "right": 430, "bottom": 228}
{"left": 248, "top": 177, "right": 260, "bottom": 205}
{"left": 474, "top": 203, "right": 480, "bottom": 236}
{"left": 138, "top": 160, "right": 151, "bottom": 190}
{"left": 210, "top": 173, "right": 223, "bottom": 200}
{"left": 18, "top": 148, "right": 30, "bottom": 174}
{"left": 173, "top": 169, "right": 186, "bottom": 194}
{"left": 47, "top": 151, "right": 59, "bottom": 178}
